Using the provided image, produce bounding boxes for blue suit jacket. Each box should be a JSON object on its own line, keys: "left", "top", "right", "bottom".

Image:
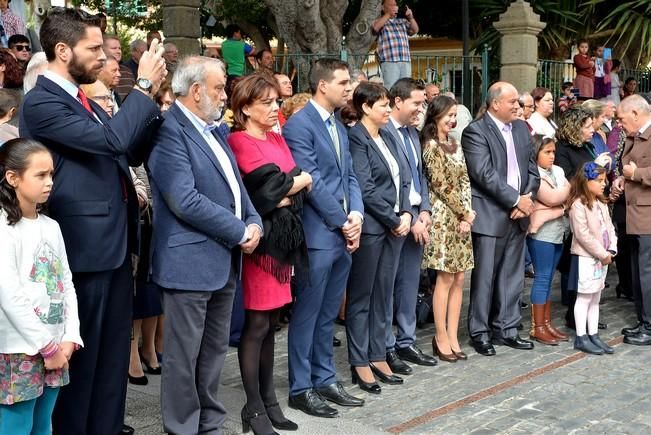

{"left": 19, "top": 76, "right": 161, "bottom": 273}
{"left": 283, "top": 102, "right": 363, "bottom": 248}
{"left": 382, "top": 121, "right": 432, "bottom": 218}
{"left": 147, "top": 103, "right": 262, "bottom": 291}
{"left": 348, "top": 123, "right": 411, "bottom": 235}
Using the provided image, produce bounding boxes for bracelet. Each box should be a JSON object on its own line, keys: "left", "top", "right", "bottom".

{"left": 40, "top": 341, "right": 59, "bottom": 359}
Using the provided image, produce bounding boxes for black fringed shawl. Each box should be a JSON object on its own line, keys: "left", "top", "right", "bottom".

{"left": 242, "top": 163, "right": 308, "bottom": 284}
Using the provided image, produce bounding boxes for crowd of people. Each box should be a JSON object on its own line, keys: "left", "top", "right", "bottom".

{"left": 2, "top": 2, "right": 651, "bottom": 435}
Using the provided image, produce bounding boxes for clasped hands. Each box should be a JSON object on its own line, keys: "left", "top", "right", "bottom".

{"left": 459, "top": 210, "right": 476, "bottom": 233}
{"left": 240, "top": 224, "right": 262, "bottom": 254}
{"left": 510, "top": 193, "right": 533, "bottom": 220}
{"left": 342, "top": 214, "right": 363, "bottom": 253}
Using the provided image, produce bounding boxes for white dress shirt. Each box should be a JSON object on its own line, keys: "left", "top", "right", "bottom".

{"left": 176, "top": 100, "right": 253, "bottom": 244}
{"left": 390, "top": 116, "right": 422, "bottom": 207}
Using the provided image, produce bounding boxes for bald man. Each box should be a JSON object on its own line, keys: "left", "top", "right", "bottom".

{"left": 616, "top": 96, "right": 651, "bottom": 345}
{"left": 461, "top": 82, "right": 540, "bottom": 356}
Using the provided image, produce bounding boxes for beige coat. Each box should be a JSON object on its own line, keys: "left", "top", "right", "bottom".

{"left": 622, "top": 123, "right": 651, "bottom": 235}
{"left": 569, "top": 199, "right": 617, "bottom": 260}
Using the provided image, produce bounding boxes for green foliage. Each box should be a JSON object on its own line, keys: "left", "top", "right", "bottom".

{"left": 201, "top": 0, "right": 273, "bottom": 40}
{"left": 73, "top": 0, "right": 162, "bottom": 31}
{"left": 584, "top": 0, "right": 651, "bottom": 66}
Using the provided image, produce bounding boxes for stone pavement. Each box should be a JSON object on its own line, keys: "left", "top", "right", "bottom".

{"left": 125, "top": 269, "right": 649, "bottom": 434}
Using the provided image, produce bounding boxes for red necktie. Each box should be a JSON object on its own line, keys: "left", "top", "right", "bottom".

{"left": 77, "top": 88, "right": 94, "bottom": 114}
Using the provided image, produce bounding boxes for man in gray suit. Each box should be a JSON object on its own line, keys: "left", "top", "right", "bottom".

{"left": 462, "top": 81, "right": 540, "bottom": 356}
{"left": 382, "top": 78, "right": 437, "bottom": 373}
{"left": 147, "top": 57, "right": 263, "bottom": 434}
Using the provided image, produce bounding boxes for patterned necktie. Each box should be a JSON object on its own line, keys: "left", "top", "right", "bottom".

{"left": 328, "top": 115, "right": 342, "bottom": 163}
{"left": 77, "top": 88, "right": 94, "bottom": 114}
{"left": 399, "top": 126, "right": 422, "bottom": 194}
{"left": 502, "top": 123, "right": 520, "bottom": 190}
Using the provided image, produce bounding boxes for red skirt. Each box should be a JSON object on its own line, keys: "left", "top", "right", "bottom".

{"left": 241, "top": 255, "right": 292, "bottom": 311}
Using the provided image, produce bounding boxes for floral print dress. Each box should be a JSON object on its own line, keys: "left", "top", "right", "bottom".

{"left": 422, "top": 140, "right": 474, "bottom": 273}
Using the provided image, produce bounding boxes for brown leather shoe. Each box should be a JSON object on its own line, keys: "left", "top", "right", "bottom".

{"left": 529, "top": 304, "right": 559, "bottom": 345}
{"left": 544, "top": 301, "right": 569, "bottom": 341}
{"left": 432, "top": 336, "right": 458, "bottom": 362}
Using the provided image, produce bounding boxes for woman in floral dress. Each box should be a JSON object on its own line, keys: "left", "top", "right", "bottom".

{"left": 421, "top": 96, "right": 475, "bottom": 362}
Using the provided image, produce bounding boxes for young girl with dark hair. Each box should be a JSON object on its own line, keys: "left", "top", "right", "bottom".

{"left": 568, "top": 162, "right": 616, "bottom": 354}
{"left": 0, "top": 138, "right": 82, "bottom": 433}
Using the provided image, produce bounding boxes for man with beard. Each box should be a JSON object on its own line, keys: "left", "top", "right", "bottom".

{"left": 19, "top": 7, "right": 167, "bottom": 435}
{"left": 147, "top": 56, "right": 262, "bottom": 434}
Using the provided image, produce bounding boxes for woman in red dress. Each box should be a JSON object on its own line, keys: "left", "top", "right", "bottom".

{"left": 228, "top": 73, "right": 312, "bottom": 435}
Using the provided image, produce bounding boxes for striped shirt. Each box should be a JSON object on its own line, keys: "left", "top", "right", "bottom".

{"left": 376, "top": 18, "right": 411, "bottom": 63}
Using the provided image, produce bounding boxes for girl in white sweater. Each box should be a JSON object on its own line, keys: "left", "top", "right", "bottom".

{"left": 0, "top": 139, "right": 83, "bottom": 433}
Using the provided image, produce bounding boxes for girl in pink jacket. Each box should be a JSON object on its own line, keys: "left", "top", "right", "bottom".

{"left": 568, "top": 162, "right": 617, "bottom": 355}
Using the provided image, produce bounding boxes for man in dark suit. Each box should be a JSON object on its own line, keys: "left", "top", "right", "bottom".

{"left": 147, "top": 56, "right": 262, "bottom": 434}
{"left": 382, "top": 78, "right": 437, "bottom": 374}
{"left": 284, "top": 58, "right": 365, "bottom": 417}
{"left": 19, "top": 8, "right": 166, "bottom": 435}
{"left": 461, "top": 81, "right": 540, "bottom": 356}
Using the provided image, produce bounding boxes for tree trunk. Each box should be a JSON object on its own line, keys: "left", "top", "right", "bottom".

{"left": 237, "top": 18, "right": 270, "bottom": 50}
{"left": 264, "top": 0, "right": 380, "bottom": 90}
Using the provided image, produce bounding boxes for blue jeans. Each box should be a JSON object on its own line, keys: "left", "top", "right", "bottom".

{"left": 380, "top": 61, "right": 412, "bottom": 90}
{"left": 527, "top": 238, "right": 563, "bottom": 304}
{"left": 0, "top": 387, "right": 59, "bottom": 435}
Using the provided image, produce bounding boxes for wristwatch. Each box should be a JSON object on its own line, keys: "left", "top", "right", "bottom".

{"left": 135, "top": 77, "right": 153, "bottom": 93}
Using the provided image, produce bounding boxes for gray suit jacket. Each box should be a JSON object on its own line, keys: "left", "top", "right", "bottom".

{"left": 382, "top": 120, "right": 432, "bottom": 218}
{"left": 461, "top": 115, "right": 540, "bottom": 237}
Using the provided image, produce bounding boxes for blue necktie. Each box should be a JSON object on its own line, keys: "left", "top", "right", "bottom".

{"left": 399, "top": 126, "right": 421, "bottom": 194}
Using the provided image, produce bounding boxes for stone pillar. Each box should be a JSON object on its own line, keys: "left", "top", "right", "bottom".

{"left": 162, "top": 0, "right": 201, "bottom": 56}
{"left": 493, "top": 0, "right": 546, "bottom": 92}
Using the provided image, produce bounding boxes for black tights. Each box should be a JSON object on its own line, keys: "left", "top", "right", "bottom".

{"left": 238, "top": 308, "right": 280, "bottom": 412}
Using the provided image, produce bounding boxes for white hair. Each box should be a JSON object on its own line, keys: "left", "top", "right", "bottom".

{"left": 171, "top": 56, "right": 226, "bottom": 97}
{"left": 23, "top": 52, "right": 48, "bottom": 94}
{"left": 619, "top": 95, "right": 651, "bottom": 114}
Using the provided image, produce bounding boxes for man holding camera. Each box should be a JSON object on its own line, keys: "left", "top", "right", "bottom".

{"left": 373, "top": 0, "right": 419, "bottom": 89}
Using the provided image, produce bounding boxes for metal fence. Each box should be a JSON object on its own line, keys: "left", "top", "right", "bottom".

{"left": 537, "top": 59, "right": 651, "bottom": 97}
{"left": 271, "top": 47, "right": 490, "bottom": 114}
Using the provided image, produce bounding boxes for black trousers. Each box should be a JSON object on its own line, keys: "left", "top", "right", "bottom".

{"left": 53, "top": 256, "right": 133, "bottom": 435}
{"left": 631, "top": 235, "right": 651, "bottom": 325}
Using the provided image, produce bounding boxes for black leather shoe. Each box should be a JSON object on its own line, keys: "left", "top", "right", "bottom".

{"left": 624, "top": 331, "right": 651, "bottom": 346}
{"left": 492, "top": 335, "right": 534, "bottom": 350}
{"left": 316, "top": 381, "right": 364, "bottom": 407}
{"left": 396, "top": 344, "right": 437, "bottom": 366}
{"left": 288, "top": 390, "right": 338, "bottom": 418}
{"left": 622, "top": 323, "right": 641, "bottom": 337}
{"left": 350, "top": 366, "right": 381, "bottom": 394}
{"left": 369, "top": 363, "right": 403, "bottom": 385}
{"left": 386, "top": 351, "right": 412, "bottom": 375}
{"left": 119, "top": 424, "right": 135, "bottom": 435}
{"left": 598, "top": 322, "right": 607, "bottom": 330}
{"left": 332, "top": 337, "right": 341, "bottom": 347}
{"left": 471, "top": 339, "right": 496, "bottom": 356}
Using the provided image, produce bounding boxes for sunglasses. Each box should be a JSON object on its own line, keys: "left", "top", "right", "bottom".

{"left": 13, "top": 45, "right": 31, "bottom": 52}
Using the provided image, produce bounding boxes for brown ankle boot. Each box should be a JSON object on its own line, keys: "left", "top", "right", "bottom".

{"left": 530, "top": 303, "right": 559, "bottom": 345}
{"left": 544, "top": 300, "right": 569, "bottom": 341}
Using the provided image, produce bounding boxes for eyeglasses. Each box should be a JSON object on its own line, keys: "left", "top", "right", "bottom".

{"left": 91, "top": 95, "right": 113, "bottom": 103}
{"left": 13, "top": 45, "right": 30, "bottom": 52}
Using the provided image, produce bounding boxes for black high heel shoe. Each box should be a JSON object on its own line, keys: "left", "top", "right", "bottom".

{"left": 265, "top": 402, "right": 298, "bottom": 431}
{"left": 128, "top": 374, "right": 148, "bottom": 385}
{"left": 350, "top": 366, "right": 381, "bottom": 394}
{"left": 369, "top": 363, "right": 403, "bottom": 385}
{"left": 139, "top": 349, "right": 162, "bottom": 375}
{"left": 241, "top": 405, "right": 278, "bottom": 435}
